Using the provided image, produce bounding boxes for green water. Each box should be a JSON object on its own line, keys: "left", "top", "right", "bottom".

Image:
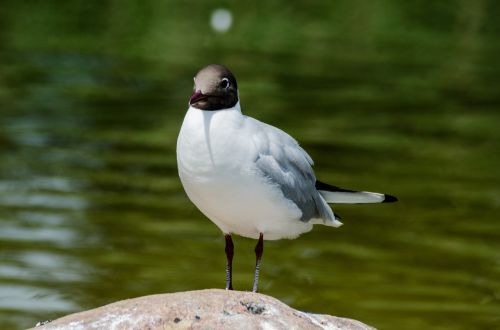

{"left": 1, "top": 1, "right": 499, "bottom": 329}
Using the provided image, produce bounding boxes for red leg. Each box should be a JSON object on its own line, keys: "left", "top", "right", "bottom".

{"left": 224, "top": 234, "right": 234, "bottom": 290}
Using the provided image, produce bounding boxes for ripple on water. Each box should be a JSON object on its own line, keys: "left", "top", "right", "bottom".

{"left": 0, "top": 284, "right": 78, "bottom": 312}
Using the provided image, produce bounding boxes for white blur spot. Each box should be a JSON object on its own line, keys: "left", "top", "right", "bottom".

{"left": 210, "top": 9, "right": 232, "bottom": 33}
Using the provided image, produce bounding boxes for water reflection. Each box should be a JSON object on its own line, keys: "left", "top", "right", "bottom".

{"left": 0, "top": 285, "right": 78, "bottom": 312}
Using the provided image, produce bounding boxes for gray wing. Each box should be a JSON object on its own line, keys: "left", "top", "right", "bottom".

{"left": 250, "top": 119, "right": 336, "bottom": 223}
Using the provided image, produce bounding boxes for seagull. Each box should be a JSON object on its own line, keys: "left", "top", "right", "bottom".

{"left": 176, "top": 64, "right": 397, "bottom": 292}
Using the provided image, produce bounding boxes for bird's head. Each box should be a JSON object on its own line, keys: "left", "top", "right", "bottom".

{"left": 189, "top": 64, "right": 238, "bottom": 111}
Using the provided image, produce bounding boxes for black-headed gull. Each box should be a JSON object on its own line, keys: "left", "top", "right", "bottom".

{"left": 177, "top": 64, "right": 397, "bottom": 292}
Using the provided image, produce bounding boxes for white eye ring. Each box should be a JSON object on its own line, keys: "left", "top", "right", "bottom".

{"left": 221, "top": 77, "right": 230, "bottom": 88}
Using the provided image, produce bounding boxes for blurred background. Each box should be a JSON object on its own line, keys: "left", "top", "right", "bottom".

{"left": 0, "top": 1, "right": 499, "bottom": 329}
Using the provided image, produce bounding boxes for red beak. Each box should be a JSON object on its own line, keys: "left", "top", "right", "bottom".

{"left": 189, "top": 90, "right": 208, "bottom": 105}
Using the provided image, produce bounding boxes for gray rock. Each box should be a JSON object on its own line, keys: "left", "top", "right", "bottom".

{"left": 31, "top": 289, "right": 375, "bottom": 330}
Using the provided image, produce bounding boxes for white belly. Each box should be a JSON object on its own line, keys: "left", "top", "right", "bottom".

{"left": 176, "top": 106, "right": 312, "bottom": 240}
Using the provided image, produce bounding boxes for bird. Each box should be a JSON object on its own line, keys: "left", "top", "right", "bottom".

{"left": 176, "top": 64, "right": 397, "bottom": 293}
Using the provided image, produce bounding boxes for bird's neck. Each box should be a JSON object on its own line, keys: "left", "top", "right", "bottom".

{"left": 190, "top": 101, "right": 241, "bottom": 113}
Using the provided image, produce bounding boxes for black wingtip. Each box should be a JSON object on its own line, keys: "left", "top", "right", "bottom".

{"left": 382, "top": 194, "right": 398, "bottom": 203}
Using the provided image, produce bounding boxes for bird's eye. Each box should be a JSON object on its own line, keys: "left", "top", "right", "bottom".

{"left": 220, "top": 78, "right": 230, "bottom": 89}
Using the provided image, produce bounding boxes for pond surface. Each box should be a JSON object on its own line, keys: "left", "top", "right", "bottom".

{"left": 0, "top": 2, "right": 499, "bottom": 329}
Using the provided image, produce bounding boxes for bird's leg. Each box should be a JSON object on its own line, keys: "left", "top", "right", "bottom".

{"left": 252, "top": 233, "right": 264, "bottom": 293}
{"left": 224, "top": 234, "right": 234, "bottom": 290}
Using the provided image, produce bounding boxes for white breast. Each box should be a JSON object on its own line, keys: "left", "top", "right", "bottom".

{"left": 176, "top": 104, "right": 313, "bottom": 240}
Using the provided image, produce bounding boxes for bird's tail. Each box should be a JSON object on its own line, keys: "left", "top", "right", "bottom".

{"left": 316, "top": 181, "right": 398, "bottom": 204}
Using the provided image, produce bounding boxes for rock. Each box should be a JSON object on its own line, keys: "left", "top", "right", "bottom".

{"left": 31, "top": 289, "right": 375, "bottom": 330}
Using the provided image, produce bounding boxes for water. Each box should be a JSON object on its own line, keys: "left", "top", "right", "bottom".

{"left": 0, "top": 2, "right": 499, "bottom": 329}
